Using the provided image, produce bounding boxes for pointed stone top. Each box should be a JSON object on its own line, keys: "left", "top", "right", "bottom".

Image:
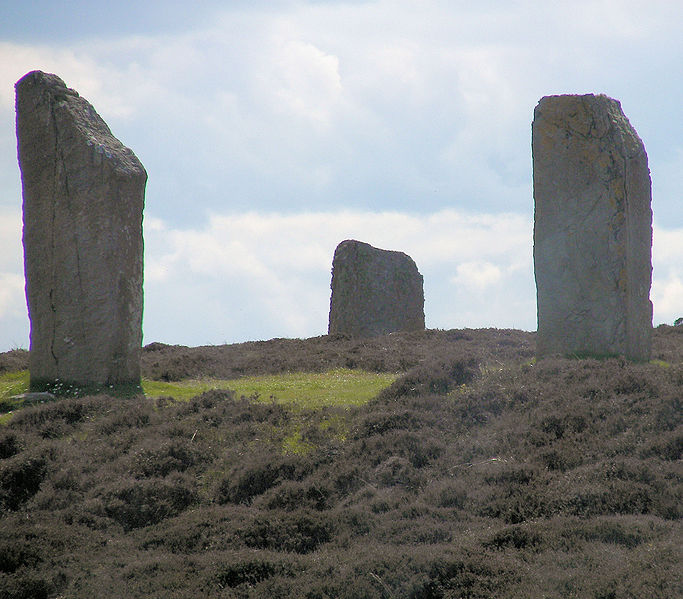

{"left": 16, "top": 70, "right": 78, "bottom": 96}
{"left": 16, "top": 69, "right": 145, "bottom": 178}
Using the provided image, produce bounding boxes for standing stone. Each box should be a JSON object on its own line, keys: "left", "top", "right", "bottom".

{"left": 328, "top": 240, "right": 425, "bottom": 337}
{"left": 532, "top": 94, "right": 652, "bottom": 361}
{"left": 16, "top": 70, "right": 146, "bottom": 391}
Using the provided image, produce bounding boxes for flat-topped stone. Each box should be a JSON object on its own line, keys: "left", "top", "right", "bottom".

{"left": 328, "top": 240, "right": 425, "bottom": 337}
{"left": 532, "top": 93, "right": 652, "bottom": 361}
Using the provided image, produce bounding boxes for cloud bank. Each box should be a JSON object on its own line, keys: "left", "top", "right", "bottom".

{"left": 3, "top": 206, "right": 683, "bottom": 351}
{"left": 142, "top": 209, "right": 534, "bottom": 346}
{"left": 1, "top": 1, "right": 682, "bottom": 350}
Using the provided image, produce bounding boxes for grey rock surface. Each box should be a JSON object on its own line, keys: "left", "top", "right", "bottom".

{"left": 533, "top": 94, "right": 652, "bottom": 361}
{"left": 9, "top": 392, "right": 57, "bottom": 405}
{"left": 328, "top": 240, "right": 425, "bottom": 337}
{"left": 16, "top": 70, "right": 146, "bottom": 389}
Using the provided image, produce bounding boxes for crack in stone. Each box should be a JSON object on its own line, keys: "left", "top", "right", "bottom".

{"left": 48, "top": 94, "right": 60, "bottom": 369}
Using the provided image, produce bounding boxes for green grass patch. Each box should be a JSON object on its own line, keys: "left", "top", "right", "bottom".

{"left": 0, "top": 370, "right": 30, "bottom": 419}
{"left": 0, "top": 370, "right": 30, "bottom": 399}
{"left": 281, "top": 429, "right": 317, "bottom": 455}
{"left": 142, "top": 368, "right": 398, "bottom": 410}
{"left": 0, "top": 369, "right": 397, "bottom": 438}
{"left": 141, "top": 378, "right": 227, "bottom": 402}
{"left": 143, "top": 369, "right": 397, "bottom": 455}
{"left": 0, "top": 369, "right": 397, "bottom": 410}
{"left": 232, "top": 369, "right": 397, "bottom": 409}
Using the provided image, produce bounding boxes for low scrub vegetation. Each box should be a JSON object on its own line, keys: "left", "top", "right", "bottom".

{"left": 0, "top": 327, "right": 681, "bottom": 598}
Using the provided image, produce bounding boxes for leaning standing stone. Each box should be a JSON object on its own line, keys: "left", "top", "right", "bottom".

{"left": 328, "top": 239, "right": 425, "bottom": 337}
{"left": 532, "top": 94, "right": 652, "bottom": 361}
{"left": 16, "top": 70, "right": 146, "bottom": 392}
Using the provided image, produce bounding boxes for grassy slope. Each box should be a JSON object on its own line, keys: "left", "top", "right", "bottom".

{"left": 142, "top": 369, "right": 397, "bottom": 410}
{"left": 0, "top": 328, "right": 681, "bottom": 598}
{"left": 1, "top": 369, "right": 396, "bottom": 412}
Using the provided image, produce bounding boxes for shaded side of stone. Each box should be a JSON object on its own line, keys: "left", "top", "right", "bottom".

{"left": 328, "top": 240, "right": 425, "bottom": 337}
{"left": 16, "top": 70, "right": 146, "bottom": 388}
{"left": 532, "top": 93, "right": 652, "bottom": 361}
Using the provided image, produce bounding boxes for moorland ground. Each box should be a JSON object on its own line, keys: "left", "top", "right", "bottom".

{"left": 0, "top": 327, "right": 681, "bottom": 598}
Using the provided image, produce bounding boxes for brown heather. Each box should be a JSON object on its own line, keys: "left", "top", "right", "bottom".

{"left": 0, "top": 326, "right": 681, "bottom": 598}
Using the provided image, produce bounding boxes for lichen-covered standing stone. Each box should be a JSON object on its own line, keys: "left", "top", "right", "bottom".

{"left": 328, "top": 240, "right": 425, "bottom": 337}
{"left": 533, "top": 94, "right": 652, "bottom": 361}
{"left": 16, "top": 71, "right": 147, "bottom": 390}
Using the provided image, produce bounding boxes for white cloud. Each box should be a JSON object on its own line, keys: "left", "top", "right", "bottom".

{"left": 140, "top": 208, "right": 536, "bottom": 346}
{"left": 1, "top": 1, "right": 683, "bottom": 349}
{"left": 3, "top": 208, "right": 683, "bottom": 351}
{"left": 2, "top": 0, "right": 681, "bottom": 224}
{"left": 452, "top": 262, "right": 503, "bottom": 292}
{"left": 0, "top": 41, "right": 145, "bottom": 119}
{"left": 652, "top": 274, "right": 683, "bottom": 323}
{"left": 652, "top": 225, "right": 683, "bottom": 325}
{"left": 0, "top": 272, "right": 23, "bottom": 316}
{"left": 264, "top": 40, "right": 343, "bottom": 126}
{"left": 105, "top": 212, "right": 683, "bottom": 345}
{"left": 0, "top": 206, "right": 27, "bottom": 349}
{"left": 0, "top": 207, "right": 21, "bottom": 270}
{"left": 564, "top": 0, "right": 683, "bottom": 41}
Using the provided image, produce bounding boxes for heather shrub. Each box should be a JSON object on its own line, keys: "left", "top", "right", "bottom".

{"left": 563, "top": 518, "right": 647, "bottom": 549}
{"left": 410, "top": 556, "right": 511, "bottom": 599}
{"left": 0, "top": 328, "right": 680, "bottom": 598}
{"left": 0, "top": 453, "right": 47, "bottom": 510}
{"left": 254, "top": 479, "right": 332, "bottom": 511}
{"left": 373, "top": 455, "right": 422, "bottom": 489}
{"left": 129, "top": 438, "right": 200, "bottom": 478}
{"left": 214, "top": 554, "right": 297, "bottom": 590}
{"left": 0, "top": 573, "right": 53, "bottom": 599}
{"left": 0, "top": 350, "right": 28, "bottom": 375}
{"left": 239, "top": 511, "right": 334, "bottom": 553}
{"left": 643, "top": 430, "right": 683, "bottom": 460}
{"left": 424, "top": 479, "right": 468, "bottom": 509}
{"left": 0, "top": 537, "right": 42, "bottom": 573}
{"left": 99, "top": 474, "right": 198, "bottom": 530}
{"left": 484, "top": 524, "right": 543, "bottom": 551}
{"left": 377, "top": 354, "right": 478, "bottom": 400}
{"left": 215, "top": 450, "right": 312, "bottom": 505}
{"left": 0, "top": 432, "right": 21, "bottom": 460}
{"left": 94, "top": 400, "right": 152, "bottom": 434}
{"left": 10, "top": 395, "right": 104, "bottom": 431}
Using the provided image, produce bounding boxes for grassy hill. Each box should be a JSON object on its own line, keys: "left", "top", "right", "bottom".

{"left": 0, "top": 328, "right": 681, "bottom": 598}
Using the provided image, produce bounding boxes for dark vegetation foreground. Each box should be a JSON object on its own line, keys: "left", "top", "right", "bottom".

{"left": 0, "top": 328, "right": 681, "bottom": 598}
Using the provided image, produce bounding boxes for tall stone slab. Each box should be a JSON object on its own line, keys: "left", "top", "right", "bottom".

{"left": 532, "top": 94, "right": 652, "bottom": 361}
{"left": 16, "top": 71, "right": 147, "bottom": 390}
{"left": 328, "top": 240, "right": 425, "bottom": 337}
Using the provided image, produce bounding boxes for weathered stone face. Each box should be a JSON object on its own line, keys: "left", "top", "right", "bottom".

{"left": 328, "top": 240, "right": 425, "bottom": 337}
{"left": 16, "top": 70, "right": 147, "bottom": 389}
{"left": 532, "top": 94, "right": 652, "bottom": 361}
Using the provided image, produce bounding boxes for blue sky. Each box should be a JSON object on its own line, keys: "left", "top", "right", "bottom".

{"left": 1, "top": 0, "right": 682, "bottom": 351}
